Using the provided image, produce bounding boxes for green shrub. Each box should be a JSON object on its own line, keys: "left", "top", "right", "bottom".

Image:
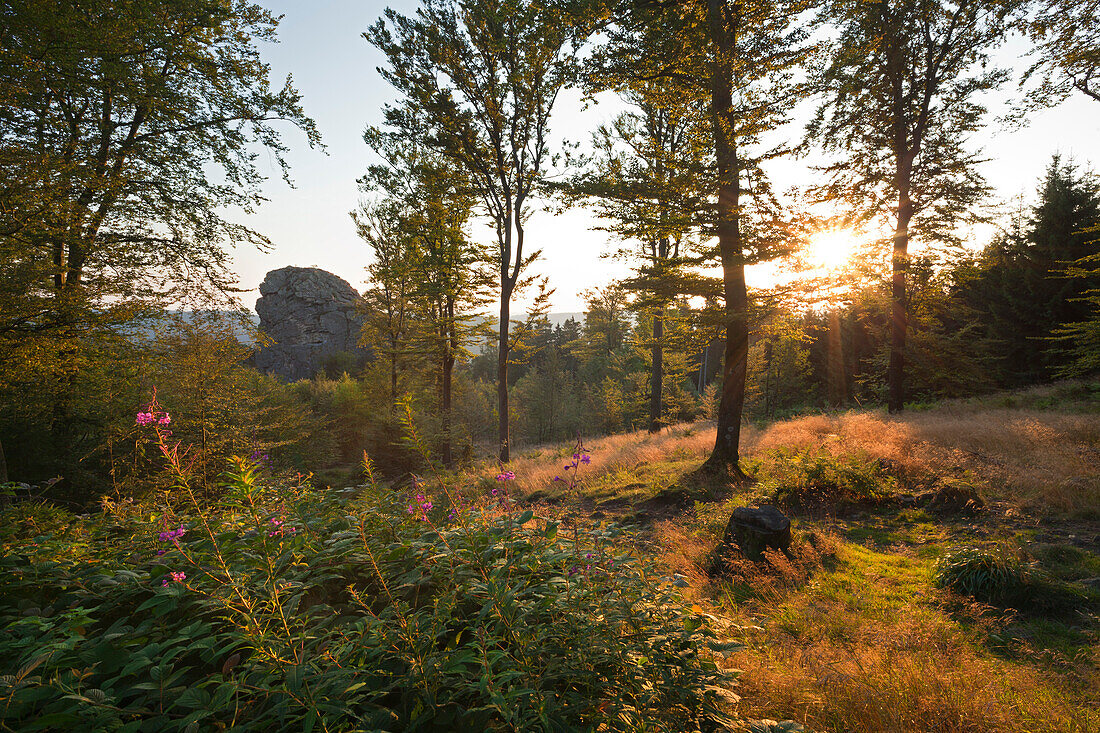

{"left": 934, "top": 546, "right": 1028, "bottom": 602}
{"left": 754, "top": 448, "right": 894, "bottom": 508}
{"left": 0, "top": 459, "right": 739, "bottom": 731}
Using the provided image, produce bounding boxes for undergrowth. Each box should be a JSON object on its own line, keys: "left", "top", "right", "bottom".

{"left": 751, "top": 448, "right": 895, "bottom": 509}
{"left": 0, "top": 404, "right": 741, "bottom": 731}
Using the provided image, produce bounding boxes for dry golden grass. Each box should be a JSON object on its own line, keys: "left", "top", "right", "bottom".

{"left": 489, "top": 381, "right": 1099, "bottom": 516}
{"left": 736, "top": 635, "right": 1095, "bottom": 732}
{"left": 752, "top": 407, "right": 1100, "bottom": 515}
{"left": 492, "top": 421, "right": 735, "bottom": 498}
{"left": 484, "top": 384, "right": 1100, "bottom": 731}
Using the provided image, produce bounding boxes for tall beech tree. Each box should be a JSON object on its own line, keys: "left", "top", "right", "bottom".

{"left": 356, "top": 133, "right": 491, "bottom": 465}
{"left": 366, "top": 0, "right": 582, "bottom": 462}
{"left": 0, "top": 0, "right": 317, "bottom": 341}
{"left": 0, "top": 0, "right": 317, "bottom": 478}
{"left": 599, "top": 0, "right": 813, "bottom": 476}
{"left": 808, "top": 0, "right": 1022, "bottom": 412}
{"left": 566, "top": 86, "right": 714, "bottom": 432}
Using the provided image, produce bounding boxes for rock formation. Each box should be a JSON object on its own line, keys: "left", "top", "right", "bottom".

{"left": 253, "top": 266, "right": 367, "bottom": 381}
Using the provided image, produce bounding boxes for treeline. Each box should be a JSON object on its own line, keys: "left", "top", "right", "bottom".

{"left": 361, "top": 155, "right": 1100, "bottom": 446}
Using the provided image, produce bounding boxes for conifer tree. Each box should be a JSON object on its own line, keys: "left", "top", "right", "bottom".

{"left": 566, "top": 86, "right": 714, "bottom": 432}
{"left": 964, "top": 158, "right": 1100, "bottom": 383}
{"left": 357, "top": 132, "right": 492, "bottom": 465}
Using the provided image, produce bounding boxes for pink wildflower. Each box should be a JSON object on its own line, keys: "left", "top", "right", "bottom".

{"left": 161, "top": 570, "right": 186, "bottom": 587}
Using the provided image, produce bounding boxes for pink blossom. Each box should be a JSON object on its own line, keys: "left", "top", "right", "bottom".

{"left": 161, "top": 570, "right": 186, "bottom": 587}
{"left": 157, "top": 524, "right": 186, "bottom": 542}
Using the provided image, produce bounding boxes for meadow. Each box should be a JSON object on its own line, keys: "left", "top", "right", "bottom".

{"left": 3, "top": 381, "right": 1097, "bottom": 731}
{"left": 495, "top": 381, "right": 1100, "bottom": 731}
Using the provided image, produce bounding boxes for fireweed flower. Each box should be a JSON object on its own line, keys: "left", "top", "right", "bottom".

{"left": 162, "top": 570, "right": 186, "bottom": 587}
{"left": 495, "top": 470, "right": 515, "bottom": 482}
{"left": 157, "top": 524, "right": 186, "bottom": 543}
{"left": 136, "top": 409, "right": 171, "bottom": 427}
{"left": 267, "top": 517, "right": 297, "bottom": 537}
{"left": 407, "top": 491, "right": 432, "bottom": 521}
{"left": 580, "top": 454, "right": 591, "bottom": 465}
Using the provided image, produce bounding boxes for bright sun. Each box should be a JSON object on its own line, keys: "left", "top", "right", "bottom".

{"left": 806, "top": 228, "right": 860, "bottom": 271}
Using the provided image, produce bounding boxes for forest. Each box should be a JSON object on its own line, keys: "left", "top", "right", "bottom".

{"left": 1, "top": 0, "right": 1098, "bottom": 731}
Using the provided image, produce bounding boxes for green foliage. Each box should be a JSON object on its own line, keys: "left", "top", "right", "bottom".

{"left": 809, "top": 0, "right": 1018, "bottom": 243}
{"left": 934, "top": 546, "right": 1029, "bottom": 602}
{"left": 746, "top": 321, "right": 815, "bottom": 417}
{"left": 0, "top": 466, "right": 739, "bottom": 731}
{"left": 0, "top": 315, "right": 332, "bottom": 503}
{"left": 934, "top": 544, "right": 1095, "bottom": 615}
{"left": 1026, "top": 0, "right": 1100, "bottom": 104}
{"left": 366, "top": 0, "right": 589, "bottom": 461}
{"left": 1051, "top": 246, "right": 1100, "bottom": 378}
{"left": 754, "top": 448, "right": 895, "bottom": 508}
{"left": 962, "top": 158, "right": 1100, "bottom": 385}
{"left": 0, "top": 0, "right": 318, "bottom": 368}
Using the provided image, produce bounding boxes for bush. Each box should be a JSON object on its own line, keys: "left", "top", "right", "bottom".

{"left": 0, "top": 459, "right": 740, "bottom": 731}
{"left": 754, "top": 448, "right": 895, "bottom": 508}
{"left": 933, "top": 546, "right": 1028, "bottom": 602}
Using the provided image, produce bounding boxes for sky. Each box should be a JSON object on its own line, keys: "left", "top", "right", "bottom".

{"left": 228, "top": 0, "right": 1100, "bottom": 313}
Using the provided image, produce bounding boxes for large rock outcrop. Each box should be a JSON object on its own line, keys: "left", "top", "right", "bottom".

{"left": 253, "top": 266, "right": 367, "bottom": 381}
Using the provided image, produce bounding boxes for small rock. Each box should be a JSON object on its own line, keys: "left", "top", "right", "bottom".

{"left": 924, "top": 480, "right": 984, "bottom": 515}
{"left": 718, "top": 505, "right": 792, "bottom": 562}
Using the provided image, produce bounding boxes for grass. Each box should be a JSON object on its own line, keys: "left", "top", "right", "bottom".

{"left": 495, "top": 380, "right": 1100, "bottom": 520}
{"left": 479, "top": 380, "right": 1100, "bottom": 732}
{"left": 696, "top": 538, "right": 1096, "bottom": 733}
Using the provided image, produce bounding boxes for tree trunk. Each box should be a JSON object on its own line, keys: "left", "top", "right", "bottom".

{"left": 497, "top": 292, "right": 511, "bottom": 462}
{"left": 0, "top": 435, "right": 8, "bottom": 484}
{"left": 648, "top": 311, "right": 663, "bottom": 433}
{"left": 441, "top": 351, "right": 454, "bottom": 467}
{"left": 702, "top": 0, "right": 749, "bottom": 480}
{"left": 828, "top": 308, "right": 846, "bottom": 407}
{"left": 390, "top": 352, "right": 398, "bottom": 406}
{"left": 888, "top": 170, "right": 913, "bottom": 414}
{"left": 441, "top": 299, "right": 455, "bottom": 468}
{"left": 763, "top": 338, "right": 773, "bottom": 417}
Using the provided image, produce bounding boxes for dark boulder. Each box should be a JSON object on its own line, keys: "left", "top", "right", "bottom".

{"left": 924, "top": 479, "right": 985, "bottom": 515}
{"left": 718, "top": 505, "right": 792, "bottom": 562}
